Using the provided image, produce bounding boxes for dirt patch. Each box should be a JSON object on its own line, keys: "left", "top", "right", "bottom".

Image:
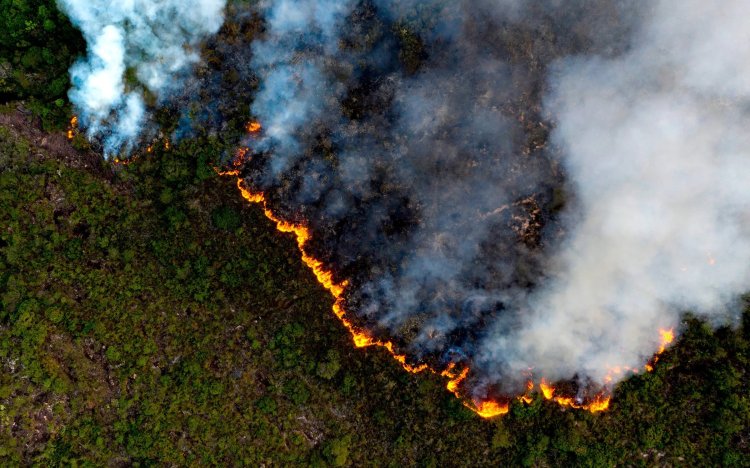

{"left": 0, "top": 103, "right": 108, "bottom": 177}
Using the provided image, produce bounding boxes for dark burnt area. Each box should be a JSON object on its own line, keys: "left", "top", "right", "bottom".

{"left": 231, "top": 1, "right": 645, "bottom": 395}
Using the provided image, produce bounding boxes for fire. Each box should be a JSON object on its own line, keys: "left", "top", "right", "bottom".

{"left": 538, "top": 327, "right": 674, "bottom": 413}
{"left": 442, "top": 365, "right": 469, "bottom": 397}
{"left": 214, "top": 148, "right": 251, "bottom": 177}
{"left": 67, "top": 116, "right": 78, "bottom": 140}
{"left": 539, "top": 380, "right": 555, "bottom": 400}
{"left": 233, "top": 148, "right": 249, "bottom": 167}
{"left": 646, "top": 327, "right": 675, "bottom": 372}
{"left": 233, "top": 173, "right": 522, "bottom": 418}
{"left": 236, "top": 178, "right": 430, "bottom": 375}
{"left": 470, "top": 400, "right": 510, "bottom": 418}
{"left": 587, "top": 396, "right": 612, "bottom": 413}
{"left": 538, "top": 379, "right": 610, "bottom": 413}
{"left": 61, "top": 111, "right": 683, "bottom": 419}
{"left": 518, "top": 381, "right": 534, "bottom": 405}
{"left": 214, "top": 124, "right": 680, "bottom": 419}
{"left": 657, "top": 328, "right": 675, "bottom": 354}
{"left": 113, "top": 157, "right": 138, "bottom": 166}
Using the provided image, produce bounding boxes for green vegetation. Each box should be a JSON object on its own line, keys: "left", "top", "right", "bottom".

{"left": 0, "top": 0, "right": 84, "bottom": 129}
{"left": 0, "top": 110, "right": 748, "bottom": 466}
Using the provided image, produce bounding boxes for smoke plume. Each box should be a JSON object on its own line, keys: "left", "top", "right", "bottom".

{"left": 57, "top": 0, "right": 226, "bottom": 155}
{"left": 498, "top": 0, "right": 750, "bottom": 384}
{"left": 60, "top": 0, "right": 750, "bottom": 401}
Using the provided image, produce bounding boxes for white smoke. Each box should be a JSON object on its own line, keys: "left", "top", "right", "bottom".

{"left": 57, "top": 0, "right": 226, "bottom": 155}
{"left": 480, "top": 0, "right": 750, "bottom": 384}
{"left": 250, "top": 0, "right": 355, "bottom": 178}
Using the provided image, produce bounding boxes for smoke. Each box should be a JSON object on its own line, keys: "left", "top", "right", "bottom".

{"left": 244, "top": 0, "right": 749, "bottom": 397}
{"left": 59, "top": 0, "right": 750, "bottom": 401}
{"left": 57, "top": 0, "right": 226, "bottom": 155}
{"left": 488, "top": 0, "right": 750, "bottom": 384}
{"left": 247, "top": 0, "right": 356, "bottom": 180}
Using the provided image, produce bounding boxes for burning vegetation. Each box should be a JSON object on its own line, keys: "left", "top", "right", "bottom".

{"left": 227, "top": 167, "right": 678, "bottom": 415}
{"left": 212, "top": 121, "right": 677, "bottom": 417}
{"left": 56, "top": 0, "right": 750, "bottom": 425}
{"left": 4, "top": 0, "right": 750, "bottom": 465}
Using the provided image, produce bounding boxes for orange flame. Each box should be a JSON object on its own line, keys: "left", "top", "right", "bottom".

{"left": 61, "top": 109, "right": 678, "bottom": 419}
{"left": 233, "top": 148, "right": 249, "bottom": 167}
{"left": 67, "top": 116, "right": 78, "bottom": 140}
{"left": 470, "top": 400, "right": 510, "bottom": 418}
{"left": 538, "top": 379, "right": 610, "bottom": 413}
{"left": 442, "top": 365, "right": 469, "bottom": 397}
{"left": 70, "top": 109, "right": 661, "bottom": 420}
{"left": 234, "top": 173, "right": 518, "bottom": 418}
{"left": 518, "top": 380, "right": 534, "bottom": 405}
{"left": 235, "top": 178, "right": 433, "bottom": 373}
{"left": 645, "top": 327, "right": 675, "bottom": 372}
{"left": 657, "top": 328, "right": 675, "bottom": 354}
{"left": 537, "top": 327, "right": 673, "bottom": 414}
{"left": 539, "top": 380, "right": 555, "bottom": 400}
{"left": 214, "top": 148, "right": 251, "bottom": 177}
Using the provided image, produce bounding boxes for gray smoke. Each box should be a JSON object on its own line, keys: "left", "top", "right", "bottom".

{"left": 249, "top": 0, "right": 356, "bottom": 180}
{"left": 485, "top": 0, "right": 750, "bottom": 384}
{"left": 57, "top": 0, "right": 226, "bottom": 155}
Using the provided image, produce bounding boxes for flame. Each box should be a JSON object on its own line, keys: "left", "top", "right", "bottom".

{"left": 67, "top": 116, "right": 78, "bottom": 140}
{"left": 587, "top": 396, "right": 611, "bottom": 413}
{"left": 645, "top": 327, "right": 675, "bottom": 372}
{"left": 469, "top": 400, "right": 510, "bottom": 418}
{"left": 236, "top": 178, "right": 431, "bottom": 375}
{"left": 246, "top": 121, "right": 262, "bottom": 133}
{"left": 657, "top": 328, "right": 675, "bottom": 354}
{"left": 233, "top": 148, "right": 249, "bottom": 167}
{"left": 538, "top": 379, "right": 610, "bottom": 413}
{"left": 214, "top": 148, "right": 251, "bottom": 177}
{"left": 234, "top": 173, "right": 521, "bottom": 418}
{"left": 533, "top": 328, "right": 674, "bottom": 414}
{"left": 518, "top": 380, "right": 534, "bottom": 405}
{"left": 443, "top": 365, "right": 469, "bottom": 397}
{"left": 539, "top": 380, "right": 555, "bottom": 400}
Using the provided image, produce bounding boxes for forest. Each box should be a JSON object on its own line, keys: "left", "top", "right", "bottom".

{"left": 0, "top": 0, "right": 748, "bottom": 466}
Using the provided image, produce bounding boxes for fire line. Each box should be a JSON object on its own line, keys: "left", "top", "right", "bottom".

{"left": 220, "top": 165, "right": 508, "bottom": 417}
{"left": 213, "top": 121, "right": 678, "bottom": 419}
